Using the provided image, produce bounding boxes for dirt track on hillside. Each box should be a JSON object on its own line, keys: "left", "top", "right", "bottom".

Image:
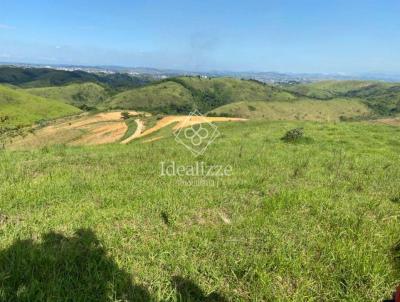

{"left": 9, "top": 111, "right": 137, "bottom": 149}
{"left": 9, "top": 112, "right": 247, "bottom": 149}
{"left": 121, "top": 119, "right": 145, "bottom": 144}
{"left": 137, "top": 116, "right": 247, "bottom": 139}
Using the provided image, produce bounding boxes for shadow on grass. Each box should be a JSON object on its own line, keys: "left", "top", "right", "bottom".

{"left": 172, "top": 276, "right": 228, "bottom": 302}
{"left": 394, "top": 239, "right": 400, "bottom": 278}
{"left": 384, "top": 240, "right": 400, "bottom": 302}
{"left": 0, "top": 229, "right": 151, "bottom": 302}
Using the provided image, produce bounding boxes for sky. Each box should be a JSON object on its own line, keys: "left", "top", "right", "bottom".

{"left": 0, "top": 0, "right": 399, "bottom": 73}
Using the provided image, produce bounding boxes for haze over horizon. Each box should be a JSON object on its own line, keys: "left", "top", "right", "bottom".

{"left": 1, "top": 0, "right": 399, "bottom": 74}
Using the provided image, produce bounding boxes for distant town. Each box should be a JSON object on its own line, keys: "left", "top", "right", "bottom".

{"left": 2, "top": 61, "right": 400, "bottom": 83}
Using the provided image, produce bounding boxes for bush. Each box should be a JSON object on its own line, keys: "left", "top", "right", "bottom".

{"left": 281, "top": 128, "right": 304, "bottom": 143}
{"left": 121, "top": 112, "right": 131, "bottom": 120}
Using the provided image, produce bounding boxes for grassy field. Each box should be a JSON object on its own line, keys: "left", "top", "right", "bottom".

{"left": 208, "top": 99, "right": 371, "bottom": 121}
{"left": 0, "top": 85, "right": 81, "bottom": 127}
{"left": 24, "top": 83, "right": 108, "bottom": 108}
{"left": 0, "top": 119, "right": 399, "bottom": 301}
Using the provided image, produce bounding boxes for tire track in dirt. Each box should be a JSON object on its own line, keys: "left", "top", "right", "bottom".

{"left": 136, "top": 116, "right": 247, "bottom": 139}
{"left": 121, "top": 119, "right": 145, "bottom": 144}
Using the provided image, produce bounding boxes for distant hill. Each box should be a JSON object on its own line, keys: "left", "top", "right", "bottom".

{"left": 208, "top": 99, "right": 371, "bottom": 121}
{"left": 24, "top": 83, "right": 108, "bottom": 109}
{"left": 107, "top": 81, "right": 195, "bottom": 113}
{"left": 285, "top": 80, "right": 400, "bottom": 116}
{"left": 170, "top": 77, "right": 295, "bottom": 111}
{"left": 0, "top": 66, "right": 151, "bottom": 89}
{"left": 108, "top": 77, "right": 297, "bottom": 113}
{"left": 0, "top": 85, "right": 80, "bottom": 127}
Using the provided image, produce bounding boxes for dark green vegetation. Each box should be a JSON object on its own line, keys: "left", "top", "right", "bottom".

{"left": 285, "top": 80, "right": 400, "bottom": 116}
{"left": 0, "top": 120, "right": 399, "bottom": 300}
{"left": 0, "top": 66, "right": 150, "bottom": 90}
{"left": 281, "top": 127, "right": 304, "bottom": 142}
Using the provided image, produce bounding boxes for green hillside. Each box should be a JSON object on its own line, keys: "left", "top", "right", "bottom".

{"left": 107, "top": 81, "right": 196, "bottom": 113}
{"left": 171, "top": 77, "right": 296, "bottom": 112}
{"left": 24, "top": 83, "right": 108, "bottom": 108}
{"left": 0, "top": 85, "right": 81, "bottom": 127}
{"left": 0, "top": 66, "right": 151, "bottom": 89}
{"left": 285, "top": 80, "right": 400, "bottom": 116}
{"left": 109, "top": 77, "right": 297, "bottom": 114}
{"left": 285, "top": 80, "right": 378, "bottom": 99}
{"left": 209, "top": 99, "right": 371, "bottom": 121}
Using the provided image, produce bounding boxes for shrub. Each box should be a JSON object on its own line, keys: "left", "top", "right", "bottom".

{"left": 281, "top": 128, "right": 304, "bottom": 143}
{"left": 121, "top": 112, "right": 131, "bottom": 120}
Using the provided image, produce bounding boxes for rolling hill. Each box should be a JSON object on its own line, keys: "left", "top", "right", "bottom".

{"left": 285, "top": 80, "right": 400, "bottom": 116}
{"left": 107, "top": 81, "right": 196, "bottom": 113}
{"left": 0, "top": 85, "right": 81, "bottom": 128}
{"left": 0, "top": 66, "right": 151, "bottom": 89}
{"left": 208, "top": 99, "right": 371, "bottom": 121}
{"left": 284, "top": 80, "right": 378, "bottom": 99}
{"left": 108, "top": 77, "right": 298, "bottom": 113}
{"left": 24, "top": 83, "right": 108, "bottom": 108}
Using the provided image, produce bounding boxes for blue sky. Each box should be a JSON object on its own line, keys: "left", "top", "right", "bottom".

{"left": 0, "top": 0, "right": 399, "bottom": 73}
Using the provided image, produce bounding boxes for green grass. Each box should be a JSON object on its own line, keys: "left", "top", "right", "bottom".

{"left": 24, "top": 83, "right": 108, "bottom": 108}
{"left": 119, "top": 118, "right": 138, "bottom": 141}
{"left": 209, "top": 99, "right": 371, "bottom": 121}
{"left": 0, "top": 85, "right": 81, "bottom": 127}
{"left": 284, "top": 80, "right": 379, "bottom": 99}
{"left": 285, "top": 80, "right": 400, "bottom": 116}
{"left": 171, "top": 77, "right": 296, "bottom": 112}
{"left": 107, "top": 81, "right": 195, "bottom": 113}
{"left": 0, "top": 120, "right": 399, "bottom": 301}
